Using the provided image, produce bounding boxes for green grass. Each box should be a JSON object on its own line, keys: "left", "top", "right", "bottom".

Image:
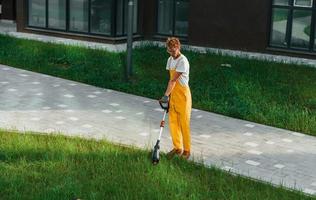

{"left": 0, "top": 34, "right": 316, "bottom": 136}
{"left": 273, "top": 9, "right": 311, "bottom": 22}
{"left": 273, "top": 8, "right": 288, "bottom": 22}
{"left": 304, "top": 25, "right": 311, "bottom": 36}
{"left": 0, "top": 130, "right": 314, "bottom": 200}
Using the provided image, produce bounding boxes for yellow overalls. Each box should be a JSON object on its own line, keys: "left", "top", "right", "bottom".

{"left": 169, "top": 69, "right": 192, "bottom": 153}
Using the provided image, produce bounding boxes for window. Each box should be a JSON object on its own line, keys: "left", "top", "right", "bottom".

{"left": 91, "top": 0, "right": 112, "bottom": 35}
{"left": 48, "top": 0, "right": 66, "bottom": 30}
{"left": 157, "top": 0, "right": 189, "bottom": 37}
{"left": 157, "top": 0, "right": 173, "bottom": 35}
{"left": 315, "top": 21, "right": 316, "bottom": 49}
{"left": 116, "top": 0, "right": 124, "bottom": 35}
{"left": 116, "top": 0, "right": 138, "bottom": 36}
{"left": 274, "top": 0, "right": 289, "bottom": 5}
{"left": 27, "top": 0, "right": 137, "bottom": 37}
{"left": 28, "top": 0, "right": 46, "bottom": 27}
{"left": 175, "top": 0, "right": 188, "bottom": 36}
{"left": 270, "top": 0, "right": 316, "bottom": 52}
{"left": 270, "top": 8, "right": 289, "bottom": 47}
{"left": 69, "top": 0, "right": 89, "bottom": 32}
{"left": 294, "top": 0, "right": 313, "bottom": 7}
{"left": 291, "top": 10, "right": 312, "bottom": 49}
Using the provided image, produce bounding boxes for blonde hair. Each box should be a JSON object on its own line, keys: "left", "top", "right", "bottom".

{"left": 166, "top": 37, "right": 181, "bottom": 49}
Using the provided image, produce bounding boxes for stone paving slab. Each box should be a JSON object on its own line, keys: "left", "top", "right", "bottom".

{"left": 0, "top": 64, "right": 316, "bottom": 196}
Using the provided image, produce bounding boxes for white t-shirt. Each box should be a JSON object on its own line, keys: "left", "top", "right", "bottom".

{"left": 166, "top": 54, "right": 190, "bottom": 87}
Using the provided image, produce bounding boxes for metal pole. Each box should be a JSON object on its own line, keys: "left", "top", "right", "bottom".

{"left": 126, "top": 0, "right": 134, "bottom": 78}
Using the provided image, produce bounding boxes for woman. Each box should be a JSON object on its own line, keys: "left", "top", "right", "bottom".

{"left": 160, "top": 37, "right": 192, "bottom": 160}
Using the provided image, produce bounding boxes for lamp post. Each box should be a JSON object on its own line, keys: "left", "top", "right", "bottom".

{"left": 126, "top": 0, "right": 134, "bottom": 80}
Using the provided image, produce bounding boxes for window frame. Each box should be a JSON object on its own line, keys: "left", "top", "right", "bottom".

{"left": 156, "top": 0, "right": 189, "bottom": 38}
{"left": 269, "top": 0, "right": 316, "bottom": 52}
{"left": 26, "top": 0, "right": 139, "bottom": 37}
{"left": 115, "top": 0, "right": 138, "bottom": 37}
{"left": 27, "top": 0, "right": 47, "bottom": 28}
{"left": 47, "top": 0, "right": 67, "bottom": 30}
{"left": 294, "top": 0, "right": 313, "bottom": 8}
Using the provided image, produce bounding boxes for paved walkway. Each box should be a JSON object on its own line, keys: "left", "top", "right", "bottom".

{"left": 0, "top": 64, "right": 316, "bottom": 196}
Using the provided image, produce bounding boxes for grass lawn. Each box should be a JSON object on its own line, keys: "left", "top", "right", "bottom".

{"left": 273, "top": 8, "right": 288, "bottom": 22}
{"left": 304, "top": 25, "right": 311, "bottom": 36}
{"left": 0, "top": 35, "right": 315, "bottom": 136}
{"left": 0, "top": 130, "right": 314, "bottom": 200}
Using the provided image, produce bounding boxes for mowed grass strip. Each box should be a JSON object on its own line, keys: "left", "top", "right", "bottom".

{"left": 0, "top": 34, "right": 315, "bottom": 136}
{"left": 0, "top": 131, "right": 314, "bottom": 200}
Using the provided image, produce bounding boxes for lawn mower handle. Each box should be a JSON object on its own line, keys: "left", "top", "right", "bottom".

{"left": 159, "top": 100, "right": 169, "bottom": 111}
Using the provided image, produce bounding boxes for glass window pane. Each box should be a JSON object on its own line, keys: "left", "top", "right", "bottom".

{"left": 157, "top": 0, "right": 173, "bottom": 35}
{"left": 48, "top": 0, "right": 66, "bottom": 30}
{"left": 290, "top": 10, "right": 312, "bottom": 49}
{"left": 124, "top": 0, "right": 128, "bottom": 34}
{"left": 270, "top": 8, "right": 289, "bottom": 47}
{"left": 175, "top": 0, "right": 188, "bottom": 36}
{"left": 314, "top": 23, "right": 316, "bottom": 51}
{"left": 116, "top": 0, "right": 124, "bottom": 35}
{"left": 273, "top": 0, "right": 289, "bottom": 5}
{"left": 28, "top": 0, "right": 46, "bottom": 27}
{"left": 69, "top": 0, "right": 89, "bottom": 32}
{"left": 133, "top": 0, "right": 138, "bottom": 33}
{"left": 122, "top": 0, "right": 138, "bottom": 35}
{"left": 91, "top": 0, "right": 112, "bottom": 35}
{"left": 294, "top": 0, "right": 313, "bottom": 7}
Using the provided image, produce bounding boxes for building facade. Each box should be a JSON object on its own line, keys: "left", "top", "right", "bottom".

{"left": 0, "top": 0, "right": 16, "bottom": 20}
{"left": 6, "top": 0, "right": 316, "bottom": 58}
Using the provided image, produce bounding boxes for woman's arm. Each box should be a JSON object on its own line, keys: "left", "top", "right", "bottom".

{"left": 164, "top": 72, "right": 182, "bottom": 96}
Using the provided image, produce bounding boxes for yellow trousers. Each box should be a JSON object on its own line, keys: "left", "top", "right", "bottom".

{"left": 169, "top": 70, "right": 192, "bottom": 152}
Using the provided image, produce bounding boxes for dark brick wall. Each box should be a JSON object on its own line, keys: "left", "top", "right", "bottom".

{"left": 188, "top": 0, "right": 272, "bottom": 52}
{"left": 1, "top": 0, "right": 16, "bottom": 20}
